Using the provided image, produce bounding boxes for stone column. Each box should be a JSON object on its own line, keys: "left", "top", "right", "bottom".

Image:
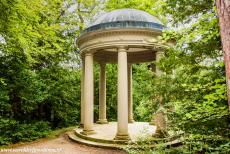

{"left": 128, "top": 64, "right": 134, "bottom": 123}
{"left": 80, "top": 58, "right": 85, "bottom": 127}
{"left": 150, "top": 50, "right": 164, "bottom": 125}
{"left": 150, "top": 50, "right": 167, "bottom": 137}
{"left": 81, "top": 53, "right": 96, "bottom": 135}
{"left": 114, "top": 47, "right": 130, "bottom": 140}
{"left": 155, "top": 51, "right": 164, "bottom": 76}
{"left": 97, "top": 63, "right": 108, "bottom": 124}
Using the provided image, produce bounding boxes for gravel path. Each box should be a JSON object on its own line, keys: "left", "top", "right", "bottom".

{"left": 0, "top": 133, "right": 126, "bottom": 154}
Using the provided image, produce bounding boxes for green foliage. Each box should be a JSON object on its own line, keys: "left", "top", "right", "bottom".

{"left": 117, "top": 0, "right": 230, "bottom": 153}
{"left": 133, "top": 64, "right": 155, "bottom": 121}
{"left": 93, "top": 64, "right": 118, "bottom": 121}
{"left": 93, "top": 63, "right": 157, "bottom": 122}
{"left": 161, "top": 0, "right": 214, "bottom": 24}
{"left": 0, "top": 0, "right": 229, "bottom": 152}
{"left": 0, "top": 118, "right": 51, "bottom": 145}
{"left": 138, "top": 0, "right": 230, "bottom": 153}
{"left": 94, "top": 63, "right": 156, "bottom": 122}
{"left": 105, "top": 0, "right": 166, "bottom": 23}
{"left": 104, "top": 64, "right": 118, "bottom": 121}
{"left": 0, "top": 0, "right": 85, "bottom": 145}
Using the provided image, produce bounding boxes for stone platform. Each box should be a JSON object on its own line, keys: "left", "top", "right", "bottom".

{"left": 68, "top": 122, "right": 156, "bottom": 149}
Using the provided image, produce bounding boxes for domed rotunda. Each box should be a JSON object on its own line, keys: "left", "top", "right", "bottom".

{"left": 69, "top": 8, "right": 172, "bottom": 148}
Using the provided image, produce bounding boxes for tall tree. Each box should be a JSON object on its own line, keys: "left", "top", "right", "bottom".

{"left": 0, "top": 0, "right": 102, "bottom": 145}
{"left": 216, "top": 0, "right": 230, "bottom": 111}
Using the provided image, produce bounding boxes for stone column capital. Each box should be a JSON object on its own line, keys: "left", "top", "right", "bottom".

{"left": 156, "top": 50, "right": 164, "bottom": 55}
{"left": 85, "top": 53, "right": 93, "bottom": 57}
{"left": 99, "top": 62, "right": 106, "bottom": 67}
{"left": 152, "top": 45, "right": 166, "bottom": 51}
{"left": 156, "top": 51, "right": 164, "bottom": 62}
{"left": 117, "top": 46, "right": 128, "bottom": 52}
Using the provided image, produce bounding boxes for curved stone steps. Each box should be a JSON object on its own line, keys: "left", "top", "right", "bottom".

{"left": 74, "top": 130, "right": 128, "bottom": 144}
{"left": 67, "top": 131, "right": 126, "bottom": 149}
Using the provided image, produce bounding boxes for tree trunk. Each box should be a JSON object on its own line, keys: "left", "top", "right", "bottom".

{"left": 216, "top": 0, "right": 230, "bottom": 111}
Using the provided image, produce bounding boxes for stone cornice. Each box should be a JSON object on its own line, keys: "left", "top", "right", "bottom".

{"left": 78, "top": 28, "right": 172, "bottom": 63}
{"left": 77, "top": 28, "right": 161, "bottom": 45}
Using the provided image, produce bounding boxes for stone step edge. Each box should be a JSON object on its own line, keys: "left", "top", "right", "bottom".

{"left": 74, "top": 130, "right": 128, "bottom": 144}
{"left": 68, "top": 131, "right": 182, "bottom": 150}
{"left": 67, "top": 131, "right": 126, "bottom": 149}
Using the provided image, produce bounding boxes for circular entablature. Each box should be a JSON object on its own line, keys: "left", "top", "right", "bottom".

{"left": 77, "top": 8, "right": 168, "bottom": 64}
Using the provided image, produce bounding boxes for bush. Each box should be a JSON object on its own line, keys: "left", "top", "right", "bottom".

{"left": 0, "top": 118, "right": 51, "bottom": 145}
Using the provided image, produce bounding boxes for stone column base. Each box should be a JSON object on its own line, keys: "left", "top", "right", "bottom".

{"left": 79, "top": 123, "right": 84, "bottom": 128}
{"left": 96, "top": 119, "right": 109, "bottom": 124}
{"left": 149, "top": 120, "right": 155, "bottom": 125}
{"left": 81, "top": 129, "right": 96, "bottom": 136}
{"left": 114, "top": 133, "right": 131, "bottom": 141}
{"left": 128, "top": 119, "right": 135, "bottom": 123}
{"left": 153, "top": 128, "right": 167, "bottom": 138}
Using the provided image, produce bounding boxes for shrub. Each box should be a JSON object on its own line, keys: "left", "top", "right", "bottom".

{"left": 0, "top": 118, "right": 51, "bottom": 145}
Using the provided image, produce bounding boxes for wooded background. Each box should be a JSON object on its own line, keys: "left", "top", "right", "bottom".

{"left": 0, "top": 0, "right": 229, "bottom": 153}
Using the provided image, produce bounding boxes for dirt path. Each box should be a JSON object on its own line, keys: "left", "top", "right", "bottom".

{"left": 0, "top": 133, "right": 126, "bottom": 154}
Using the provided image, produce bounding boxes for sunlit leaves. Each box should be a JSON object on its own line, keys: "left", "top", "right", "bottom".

{"left": 105, "top": 0, "right": 166, "bottom": 23}
{"left": 162, "top": 0, "right": 214, "bottom": 24}
{"left": 157, "top": 0, "right": 230, "bottom": 152}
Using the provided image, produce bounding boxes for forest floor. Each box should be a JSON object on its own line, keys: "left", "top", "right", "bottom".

{"left": 0, "top": 132, "right": 126, "bottom": 154}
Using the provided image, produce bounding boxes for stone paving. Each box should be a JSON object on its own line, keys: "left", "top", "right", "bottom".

{"left": 75, "top": 122, "right": 156, "bottom": 141}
